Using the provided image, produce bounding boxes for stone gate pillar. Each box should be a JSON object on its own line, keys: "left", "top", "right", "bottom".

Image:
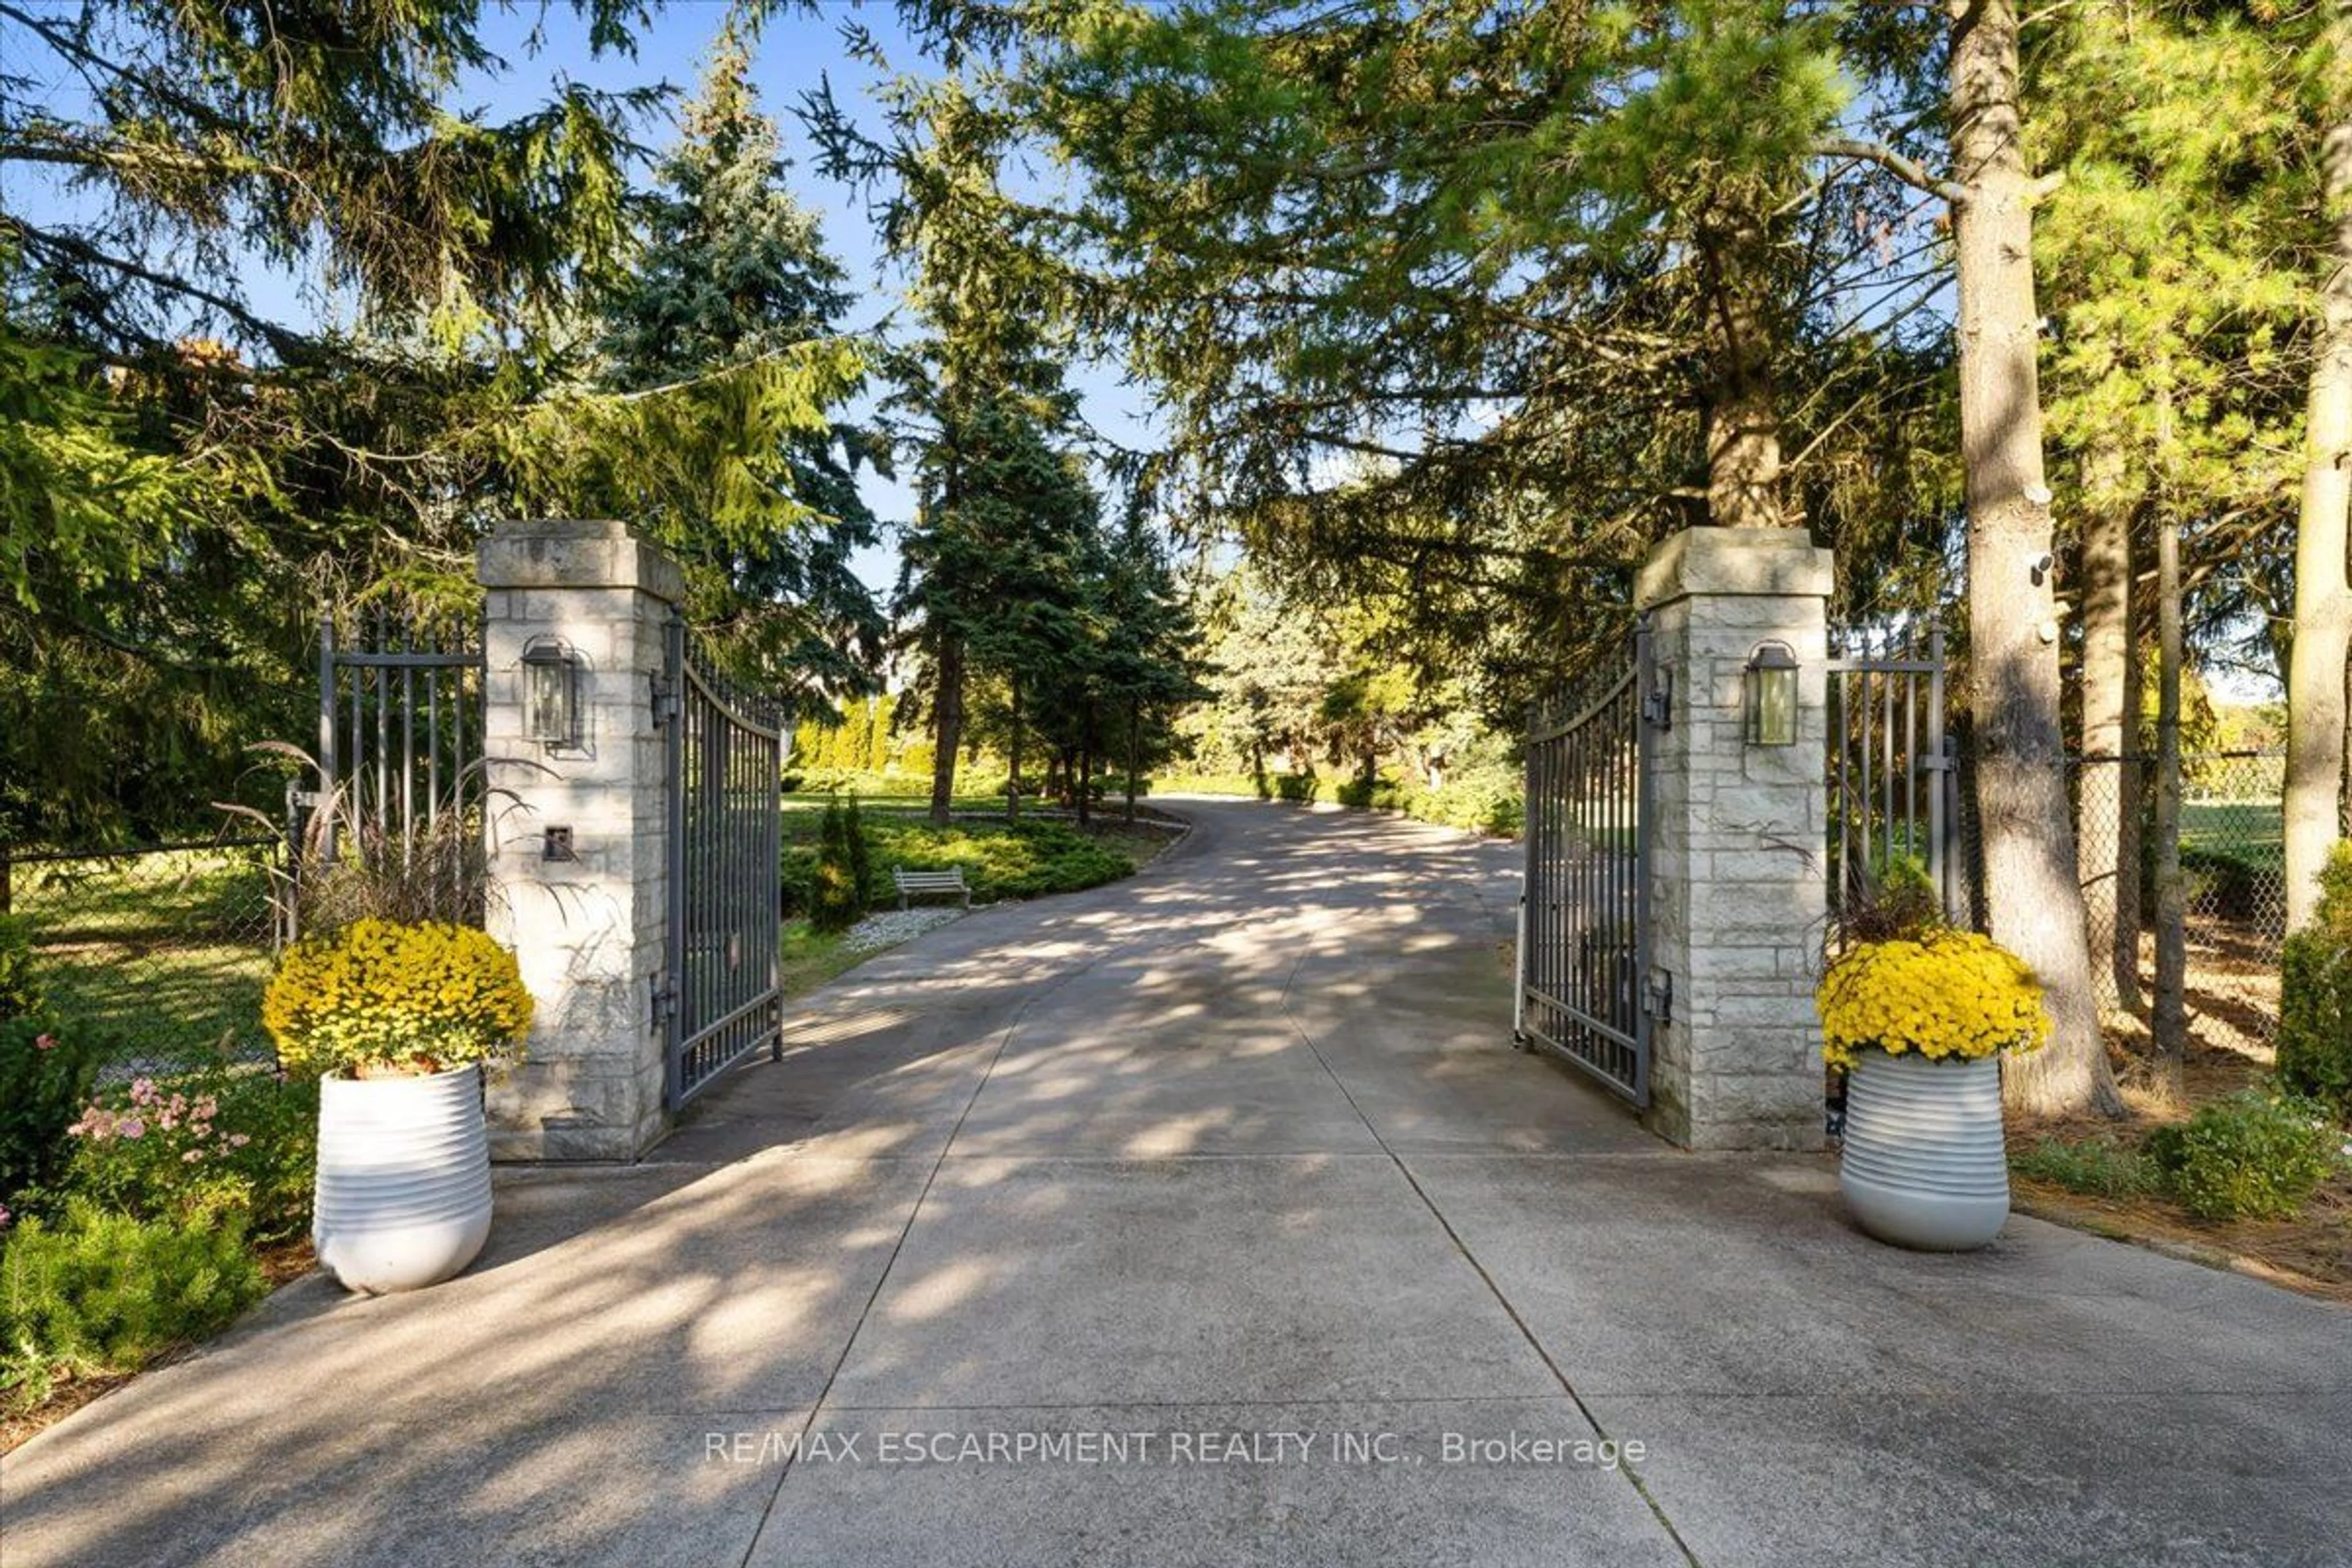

{"left": 478, "top": 519, "right": 682, "bottom": 1161}
{"left": 1637, "top": 526, "right": 1833, "bottom": 1151}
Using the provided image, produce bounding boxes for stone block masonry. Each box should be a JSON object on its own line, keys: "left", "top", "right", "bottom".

{"left": 478, "top": 520, "right": 684, "bottom": 1161}
{"left": 1637, "top": 527, "right": 1833, "bottom": 1151}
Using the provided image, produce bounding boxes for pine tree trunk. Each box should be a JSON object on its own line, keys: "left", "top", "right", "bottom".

{"left": 1125, "top": 696, "right": 1141, "bottom": 825}
{"left": 1948, "top": 0, "right": 2122, "bottom": 1117}
{"left": 1008, "top": 684, "right": 1024, "bottom": 823}
{"left": 2117, "top": 605, "right": 2144, "bottom": 1013}
{"left": 929, "top": 632, "right": 965, "bottom": 827}
{"left": 1700, "top": 221, "right": 1785, "bottom": 530}
{"left": 2153, "top": 521, "right": 2187, "bottom": 1079}
{"left": 2286, "top": 34, "right": 2352, "bottom": 932}
{"left": 2076, "top": 442, "right": 2139, "bottom": 1014}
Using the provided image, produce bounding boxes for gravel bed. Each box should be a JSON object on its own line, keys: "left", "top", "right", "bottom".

{"left": 841, "top": 906, "right": 969, "bottom": 954}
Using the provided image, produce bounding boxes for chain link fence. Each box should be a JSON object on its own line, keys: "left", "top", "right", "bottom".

{"left": 2, "top": 838, "right": 285, "bottom": 1078}
{"left": 2070, "top": 750, "right": 2285, "bottom": 1051}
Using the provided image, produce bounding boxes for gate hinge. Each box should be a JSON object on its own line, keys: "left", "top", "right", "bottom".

{"left": 1643, "top": 969, "right": 1673, "bottom": 1025}
{"left": 651, "top": 671, "right": 680, "bottom": 728}
{"left": 652, "top": 976, "right": 678, "bottom": 1031}
{"left": 1641, "top": 669, "right": 1673, "bottom": 729}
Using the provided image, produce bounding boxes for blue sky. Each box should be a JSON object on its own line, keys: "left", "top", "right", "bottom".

{"left": 451, "top": 1, "right": 1162, "bottom": 590}
{"left": 5, "top": 0, "right": 1155, "bottom": 596}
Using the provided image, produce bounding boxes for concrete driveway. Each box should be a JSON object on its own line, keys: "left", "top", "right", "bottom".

{"left": 3, "top": 799, "right": 2346, "bottom": 1567}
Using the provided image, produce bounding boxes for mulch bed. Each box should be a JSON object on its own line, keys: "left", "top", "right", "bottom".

{"left": 2008, "top": 1038, "right": 2352, "bottom": 1302}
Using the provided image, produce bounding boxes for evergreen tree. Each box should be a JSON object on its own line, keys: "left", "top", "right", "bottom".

{"left": 1093, "top": 514, "right": 1212, "bottom": 821}
{"left": 2026, "top": 2, "right": 2310, "bottom": 1003}
{"left": 0, "top": 0, "right": 660, "bottom": 841}
{"left": 873, "top": 80, "right": 1093, "bottom": 823}
{"left": 575, "top": 28, "right": 886, "bottom": 703}
{"left": 843, "top": 794, "right": 873, "bottom": 910}
{"left": 810, "top": 796, "right": 861, "bottom": 933}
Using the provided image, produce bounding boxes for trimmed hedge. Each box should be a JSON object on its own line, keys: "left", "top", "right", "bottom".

{"left": 783, "top": 813, "right": 1137, "bottom": 914}
{"left": 877, "top": 818, "right": 1132, "bottom": 902}
{"left": 2277, "top": 842, "right": 2352, "bottom": 1125}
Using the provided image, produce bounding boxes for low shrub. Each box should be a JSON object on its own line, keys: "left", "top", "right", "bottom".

{"left": 1398, "top": 765, "right": 1525, "bottom": 837}
{"left": 808, "top": 797, "right": 864, "bottom": 933}
{"left": 0, "top": 913, "right": 42, "bottom": 1020}
{"left": 1333, "top": 775, "right": 1403, "bottom": 811}
{"left": 1146, "top": 772, "right": 1265, "bottom": 799}
{"left": 1272, "top": 772, "right": 1317, "bottom": 804}
{"left": 876, "top": 818, "right": 1133, "bottom": 902}
{"left": 2009, "top": 1136, "right": 2163, "bottom": 1199}
{"left": 2275, "top": 843, "right": 2352, "bottom": 1125}
{"left": 2177, "top": 846, "right": 2269, "bottom": 922}
{"left": 960, "top": 770, "right": 1013, "bottom": 801}
{"left": 1, "top": 1200, "right": 265, "bottom": 1410}
{"left": 1, "top": 1017, "right": 103, "bottom": 1210}
{"left": 780, "top": 836, "right": 820, "bottom": 915}
{"left": 62, "top": 1062, "right": 318, "bottom": 1243}
{"left": 2144, "top": 1090, "right": 2343, "bottom": 1222}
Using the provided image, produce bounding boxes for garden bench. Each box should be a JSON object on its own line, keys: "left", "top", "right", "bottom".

{"left": 893, "top": 867, "right": 971, "bottom": 910}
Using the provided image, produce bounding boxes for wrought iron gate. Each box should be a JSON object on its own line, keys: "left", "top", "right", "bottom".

{"left": 659, "top": 619, "right": 785, "bottom": 1107}
{"left": 301, "top": 607, "right": 486, "bottom": 933}
{"left": 1514, "top": 623, "right": 1657, "bottom": 1106}
{"left": 1826, "top": 624, "right": 1956, "bottom": 925}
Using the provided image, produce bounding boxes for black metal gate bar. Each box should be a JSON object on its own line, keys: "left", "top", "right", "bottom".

{"left": 1826, "top": 624, "right": 1951, "bottom": 924}
{"left": 310, "top": 606, "right": 484, "bottom": 884}
{"left": 662, "top": 618, "right": 784, "bottom": 1107}
{"left": 1515, "top": 622, "right": 1653, "bottom": 1106}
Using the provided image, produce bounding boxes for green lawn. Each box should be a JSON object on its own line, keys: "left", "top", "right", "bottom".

{"left": 2178, "top": 799, "right": 2283, "bottom": 875}
{"left": 9, "top": 845, "right": 279, "bottom": 1063}
{"left": 782, "top": 792, "right": 1011, "bottom": 815}
{"left": 778, "top": 922, "right": 870, "bottom": 998}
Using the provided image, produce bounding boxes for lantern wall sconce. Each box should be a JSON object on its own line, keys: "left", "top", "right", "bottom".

{"left": 521, "top": 636, "right": 583, "bottom": 749}
{"left": 1744, "top": 640, "right": 1800, "bottom": 747}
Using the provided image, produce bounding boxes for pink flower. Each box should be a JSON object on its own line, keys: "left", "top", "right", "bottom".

{"left": 0, "top": 1202, "right": 11, "bottom": 1227}
{"left": 228, "top": 1133, "right": 251, "bottom": 1148}
{"left": 181, "top": 1150, "right": 203, "bottom": 1163}
{"left": 33, "top": 1033, "right": 55, "bottom": 1052}
{"left": 118, "top": 1117, "right": 145, "bottom": 1140}
{"left": 130, "top": 1078, "right": 156, "bottom": 1104}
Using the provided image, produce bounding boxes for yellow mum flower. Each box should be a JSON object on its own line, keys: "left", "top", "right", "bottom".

{"left": 263, "top": 918, "right": 534, "bottom": 1079}
{"left": 1815, "top": 930, "right": 2049, "bottom": 1072}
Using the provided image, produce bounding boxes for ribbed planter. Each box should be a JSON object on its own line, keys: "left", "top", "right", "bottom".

{"left": 314, "top": 1064, "right": 492, "bottom": 1294}
{"left": 1839, "top": 1051, "right": 2010, "bottom": 1251}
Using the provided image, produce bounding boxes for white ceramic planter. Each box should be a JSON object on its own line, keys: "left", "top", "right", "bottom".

{"left": 314, "top": 1064, "right": 492, "bottom": 1293}
{"left": 1839, "top": 1051, "right": 2010, "bottom": 1251}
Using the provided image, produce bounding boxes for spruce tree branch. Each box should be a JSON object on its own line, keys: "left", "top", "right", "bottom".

{"left": 0, "top": 137, "right": 293, "bottom": 184}
{"left": 1815, "top": 137, "right": 1970, "bottom": 205}
{"left": 7, "top": 219, "right": 315, "bottom": 361}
